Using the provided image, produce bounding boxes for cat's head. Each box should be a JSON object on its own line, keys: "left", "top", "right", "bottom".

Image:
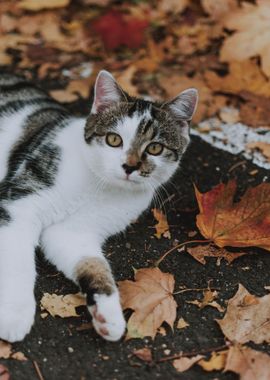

{"left": 84, "top": 70, "right": 198, "bottom": 191}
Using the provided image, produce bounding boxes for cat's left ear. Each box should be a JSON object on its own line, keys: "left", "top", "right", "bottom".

{"left": 163, "top": 88, "right": 198, "bottom": 122}
{"left": 91, "top": 70, "right": 127, "bottom": 114}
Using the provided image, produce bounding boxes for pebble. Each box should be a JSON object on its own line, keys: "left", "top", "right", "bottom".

{"left": 68, "top": 347, "right": 74, "bottom": 353}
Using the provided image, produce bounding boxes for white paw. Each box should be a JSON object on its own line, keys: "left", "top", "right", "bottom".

{"left": 89, "top": 292, "right": 126, "bottom": 342}
{"left": 0, "top": 300, "right": 35, "bottom": 342}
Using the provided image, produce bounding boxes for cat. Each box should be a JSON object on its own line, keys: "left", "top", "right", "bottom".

{"left": 0, "top": 70, "right": 198, "bottom": 342}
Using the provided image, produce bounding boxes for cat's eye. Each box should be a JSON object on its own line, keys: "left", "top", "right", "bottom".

{"left": 106, "top": 133, "right": 122, "bottom": 147}
{"left": 146, "top": 142, "right": 164, "bottom": 156}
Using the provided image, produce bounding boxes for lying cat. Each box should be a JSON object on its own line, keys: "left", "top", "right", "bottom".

{"left": 0, "top": 70, "right": 198, "bottom": 342}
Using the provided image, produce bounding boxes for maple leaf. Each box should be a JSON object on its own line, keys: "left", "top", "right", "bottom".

{"left": 225, "top": 345, "right": 270, "bottom": 380}
{"left": 118, "top": 268, "right": 177, "bottom": 339}
{"left": 220, "top": 0, "right": 270, "bottom": 77}
{"left": 0, "top": 340, "right": 27, "bottom": 361}
{"left": 187, "top": 288, "right": 224, "bottom": 313}
{"left": 173, "top": 355, "right": 204, "bottom": 372}
{"left": 217, "top": 284, "right": 270, "bottom": 344}
{"left": 152, "top": 208, "right": 171, "bottom": 239}
{"left": 186, "top": 244, "right": 248, "bottom": 265}
{"left": 40, "top": 293, "right": 86, "bottom": 318}
{"left": 92, "top": 10, "right": 148, "bottom": 50}
{"left": 195, "top": 180, "right": 270, "bottom": 250}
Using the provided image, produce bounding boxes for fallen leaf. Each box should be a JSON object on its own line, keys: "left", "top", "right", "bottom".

{"left": 219, "top": 106, "right": 240, "bottom": 124}
{"left": 198, "top": 350, "right": 228, "bottom": 371}
{"left": 188, "top": 288, "right": 224, "bottom": 313}
{"left": 119, "top": 268, "right": 177, "bottom": 339}
{"left": 115, "top": 66, "right": 138, "bottom": 96}
{"left": 246, "top": 142, "right": 270, "bottom": 161}
{"left": 177, "top": 317, "right": 189, "bottom": 329}
{"left": 11, "top": 352, "right": 27, "bottom": 361}
{"left": 195, "top": 180, "right": 270, "bottom": 250}
{"left": 205, "top": 60, "right": 270, "bottom": 98}
{"left": 217, "top": 284, "right": 270, "bottom": 344}
{"left": 19, "top": 0, "right": 70, "bottom": 11}
{"left": 225, "top": 345, "right": 270, "bottom": 380}
{"left": 0, "top": 341, "right": 11, "bottom": 359}
{"left": 201, "top": 0, "right": 238, "bottom": 20}
{"left": 93, "top": 10, "right": 149, "bottom": 50}
{"left": 40, "top": 292, "right": 86, "bottom": 318}
{"left": 50, "top": 76, "right": 94, "bottom": 103}
{"left": 0, "top": 365, "right": 10, "bottom": 380}
{"left": 186, "top": 244, "right": 248, "bottom": 265}
{"left": 220, "top": 1, "right": 270, "bottom": 76}
{"left": 152, "top": 208, "right": 171, "bottom": 239}
{"left": 239, "top": 92, "right": 270, "bottom": 127}
{"left": 158, "top": 0, "right": 190, "bottom": 14}
{"left": 133, "top": 348, "right": 153, "bottom": 363}
{"left": 173, "top": 355, "right": 204, "bottom": 372}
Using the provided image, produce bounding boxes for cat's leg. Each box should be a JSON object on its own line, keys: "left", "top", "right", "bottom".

{"left": 0, "top": 216, "right": 41, "bottom": 342}
{"left": 41, "top": 222, "right": 126, "bottom": 342}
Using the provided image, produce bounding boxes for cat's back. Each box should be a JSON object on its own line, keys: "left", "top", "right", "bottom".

{"left": 0, "top": 73, "right": 71, "bottom": 181}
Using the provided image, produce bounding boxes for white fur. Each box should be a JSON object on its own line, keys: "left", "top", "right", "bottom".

{"left": 0, "top": 109, "right": 177, "bottom": 342}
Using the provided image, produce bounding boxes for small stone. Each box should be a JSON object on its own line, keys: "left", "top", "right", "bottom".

{"left": 102, "top": 355, "right": 110, "bottom": 361}
{"left": 68, "top": 347, "right": 74, "bottom": 353}
{"left": 164, "top": 349, "right": 171, "bottom": 355}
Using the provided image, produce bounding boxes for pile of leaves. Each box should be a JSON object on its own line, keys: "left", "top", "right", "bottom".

{"left": 1, "top": 0, "right": 270, "bottom": 139}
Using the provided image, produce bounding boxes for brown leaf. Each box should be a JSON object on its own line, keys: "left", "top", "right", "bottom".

{"left": 195, "top": 180, "right": 270, "bottom": 251}
{"left": 188, "top": 288, "right": 224, "bottom": 313}
{"left": 173, "top": 355, "right": 204, "bottom": 372}
{"left": 40, "top": 293, "right": 86, "bottom": 318}
{"left": 152, "top": 208, "right": 171, "bottom": 239}
{"left": 220, "top": 1, "right": 270, "bottom": 76}
{"left": 205, "top": 60, "right": 270, "bottom": 98}
{"left": 158, "top": 0, "right": 190, "bottom": 14}
{"left": 133, "top": 348, "right": 153, "bottom": 363}
{"left": 11, "top": 352, "right": 27, "bottom": 361}
{"left": 201, "top": 0, "right": 238, "bottom": 20}
{"left": 239, "top": 92, "right": 270, "bottom": 127}
{"left": 176, "top": 317, "right": 189, "bottom": 329}
{"left": 219, "top": 107, "right": 240, "bottom": 124}
{"left": 115, "top": 66, "right": 138, "bottom": 96}
{"left": 119, "top": 268, "right": 177, "bottom": 339}
{"left": 186, "top": 245, "right": 248, "bottom": 265}
{"left": 50, "top": 77, "right": 94, "bottom": 103}
{"left": 0, "top": 365, "right": 10, "bottom": 380}
{"left": 0, "top": 341, "right": 12, "bottom": 359}
{"left": 19, "top": 0, "right": 70, "bottom": 11}
{"left": 217, "top": 284, "right": 270, "bottom": 344}
{"left": 225, "top": 345, "right": 270, "bottom": 380}
{"left": 198, "top": 350, "right": 228, "bottom": 371}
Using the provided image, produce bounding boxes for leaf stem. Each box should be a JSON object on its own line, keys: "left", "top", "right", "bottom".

{"left": 173, "top": 286, "right": 220, "bottom": 295}
{"left": 154, "top": 239, "right": 211, "bottom": 267}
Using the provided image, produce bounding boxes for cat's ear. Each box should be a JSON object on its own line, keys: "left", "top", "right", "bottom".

{"left": 163, "top": 88, "right": 198, "bottom": 122}
{"left": 91, "top": 70, "right": 127, "bottom": 114}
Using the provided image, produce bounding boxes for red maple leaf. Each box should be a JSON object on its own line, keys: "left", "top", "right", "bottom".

{"left": 93, "top": 10, "right": 149, "bottom": 50}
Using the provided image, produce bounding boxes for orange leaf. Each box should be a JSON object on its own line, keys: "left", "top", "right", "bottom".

{"left": 118, "top": 268, "right": 177, "bottom": 339}
{"left": 152, "top": 208, "right": 171, "bottom": 239}
{"left": 195, "top": 181, "right": 270, "bottom": 250}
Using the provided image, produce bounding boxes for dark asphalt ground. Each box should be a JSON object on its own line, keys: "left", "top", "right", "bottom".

{"left": 1, "top": 134, "right": 270, "bottom": 380}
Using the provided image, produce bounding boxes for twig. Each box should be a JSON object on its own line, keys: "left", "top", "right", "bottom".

{"left": 228, "top": 160, "right": 246, "bottom": 173}
{"left": 173, "top": 287, "right": 220, "bottom": 295}
{"left": 155, "top": 239, "right": 211, "bottom": 267}
{"left": 33, "top": 361, "right": 45, "bottom": 380}
{"left": 157, "top": 343, "right": 230, "bottom": 363}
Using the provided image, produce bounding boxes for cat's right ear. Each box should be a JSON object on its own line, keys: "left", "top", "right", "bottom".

{"left": 91, "top": 70, "right": 127, "bottom": 114}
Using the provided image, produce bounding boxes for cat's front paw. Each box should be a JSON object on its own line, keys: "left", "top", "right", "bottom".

{"left": 0, "top": 301, "right": 35, "bottom": 342}
{"left": 89, "top": 292, "right": 126, "bottom": 342}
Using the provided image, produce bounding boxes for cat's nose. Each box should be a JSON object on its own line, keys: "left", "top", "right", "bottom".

{"left": 122, "top": 162, "right": 142, "bottom": 175}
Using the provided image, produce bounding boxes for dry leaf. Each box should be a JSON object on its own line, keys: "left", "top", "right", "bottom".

{"left": 201, "top": 0, "right": 238, "bottom": 20}
{"left": 188, "top": 288, "right": 224, "bottom": 313}
{"left": 40, "top": 292, "right": 86, "bottom": 318}
{"left": 11, "top": 352, "right": 27, "bottom": 361}
{"left": 173, "top": 355, "right": 204, "bottom": 372}
{"left": 50, "top": 77, "right": 94, "bottom": 103}
{"left": 177, "top": 317, "right": 189, "bottom": 329}
{"left": 152, "top": 208, "right": 171, "bottom": 239}
{"left": 198, "top": 350, "right": 228, "bottom": 371}
{"left": 115, "top": 66, "right": 138, "bottom": 96}
{"left": 19, "top": 0, "right": 70, "bottom": 11}
{"left": 0, "top": 364, "right": 10, "bottom": 380}
{"left": 133, "top": 348, "right": 153, "bottom": 363}
{"left": 225, "top": 345, "right": 270, "bottom": 380}
{"left": 239, "top": 92, "right": 270, "bottom": 127}
{"left": 246, "top": 142, "right": 270, "bottom": 161}
{"left": 158, "top": 0, "right": 190, "bottom": 14}
{"left": 219, "top": 106, "right": 240, "bottom": 124}
{"left": 0, "top": 341, "right": 12, "bottom": 359}
{"left": 205, "top": 60, "right": 270, "bottom": 98}
{"left": 195, "top": 180, "right": 270, "bottom": 250}
{"left": 220, "top": 1, "right": 270, "bottom": 76}
{"left": 119, "top": 268, "right": 177, "bottom": 339}
{"left": 186, "top": 244, "right": 248, "bottom": 265}
{"left": 217, "top": 284, "right": 270, "bottom": 344}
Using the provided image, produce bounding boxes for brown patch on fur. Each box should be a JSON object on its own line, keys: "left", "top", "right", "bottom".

{"left": 75, "top": 257, "right": 115, "bottom": 296}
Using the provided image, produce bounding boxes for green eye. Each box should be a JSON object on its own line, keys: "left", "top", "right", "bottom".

{"left": 146, "top": 142, "right": 164, "bottom": 156}
{"left": 106, "top": 133, "right": 122, "bottom": 147}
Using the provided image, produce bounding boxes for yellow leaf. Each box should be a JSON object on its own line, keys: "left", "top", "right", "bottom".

{"left": 19, "top": 0, "right": 70, "bottom": 11}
